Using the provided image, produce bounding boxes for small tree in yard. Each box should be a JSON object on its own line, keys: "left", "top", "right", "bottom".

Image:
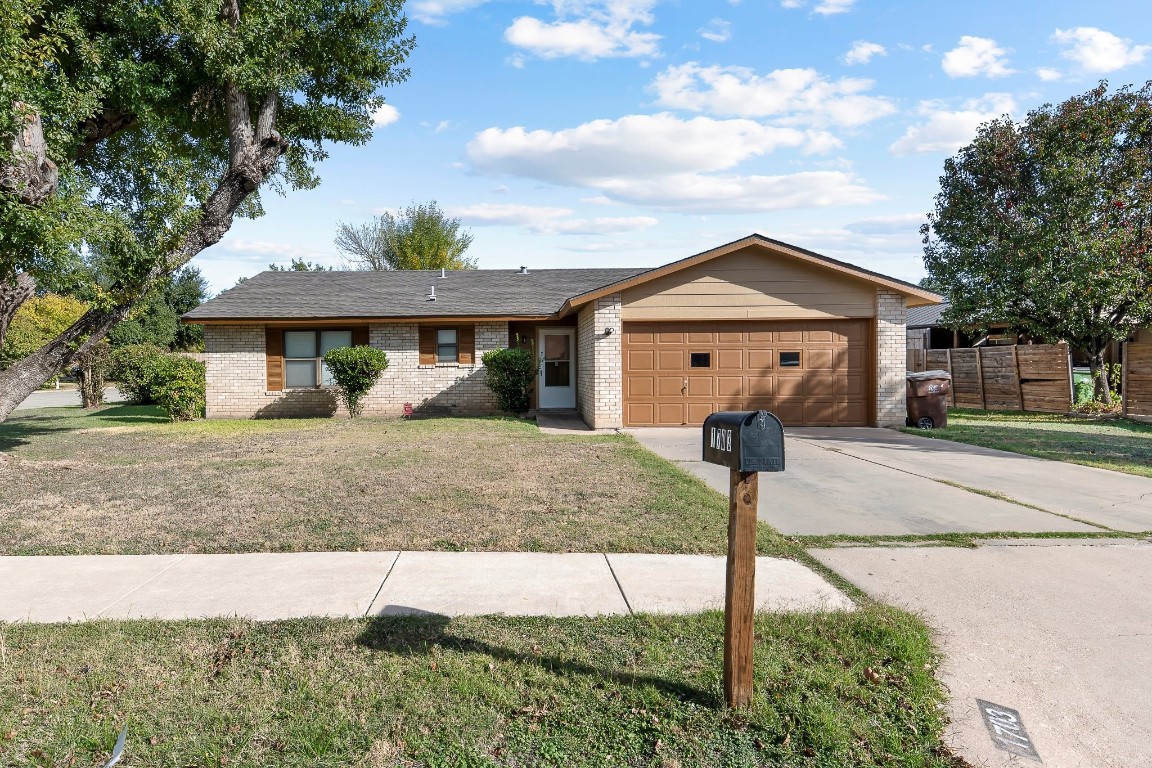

{"left": 73, "top": 340, "right": 111, "bottom": 408}
{"left": 922, "top": 82, "right": 1152, "bottom": 403}
{"left": 323, "top": 346, "right": 389, "bottom": 418}
{"left": 482, "top": 347, "right": 537, "bottom": 415}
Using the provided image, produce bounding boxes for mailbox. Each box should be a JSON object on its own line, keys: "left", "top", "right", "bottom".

{"left": 702, "top": 410, "right": 785, "bottom": 473}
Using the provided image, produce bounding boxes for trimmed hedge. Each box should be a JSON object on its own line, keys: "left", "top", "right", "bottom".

{"left": 323, "top": 346, "right": 389, "bottom": 418}
{"left": 482, "top": 347, "right": 537, "bottom": 415}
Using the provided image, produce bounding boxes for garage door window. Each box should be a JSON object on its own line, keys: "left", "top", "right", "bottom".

{"left": 690, "top": 352, "right": 711, "bottom": 368}
{"left": 780, "top": 351, "right": 801, "bottom": 367}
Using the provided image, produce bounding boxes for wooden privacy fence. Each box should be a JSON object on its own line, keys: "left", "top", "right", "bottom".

{"left": 1123, "top": 342, "right": 1152, "bottom": 422}
{"left": 924, "top": 344, "right": 1073, "bottom": 413}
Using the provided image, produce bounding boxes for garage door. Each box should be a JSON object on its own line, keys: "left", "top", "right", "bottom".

{"left": 622, "top": 320, "right": 870, "bottom": 427}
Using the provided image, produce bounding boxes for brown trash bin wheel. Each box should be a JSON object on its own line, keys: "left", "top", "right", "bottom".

{"left": 915, "top": 416, "right": 934, "bottom": 429}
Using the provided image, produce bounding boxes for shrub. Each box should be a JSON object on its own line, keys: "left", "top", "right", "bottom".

{"left": 73, "top": 341, "right": 112, "bottom": 408}
{"left": 323, "top": 346, "right": 389, "bottom": 418}
{"left": 1074, "top": 378, "right": 1093, "bottom": 404}
{"left": 149, "top": 355, "right": 206, "bottom": 421}
{"left": 482, "top": 347, "right": 537, "bottom": 415}
{"left": 110, "top": 344, "right": 167, "bottom": 403}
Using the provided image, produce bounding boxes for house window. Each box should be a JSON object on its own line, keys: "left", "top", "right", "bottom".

{"left": 690, "top": 352, "right": 711, "bottom": 368}
{"left": 437, "top": 329, "right": 458, "bottom": 363}
{"left": 780, "top": 351, "right": 801, "bottom": 367}
{"left": 284, "top": 330, "right": 353, "bottom": 387}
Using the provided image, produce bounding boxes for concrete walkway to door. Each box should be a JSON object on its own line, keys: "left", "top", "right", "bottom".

{"left": 627, "top": 427, "right": 1152, "bottom": 534}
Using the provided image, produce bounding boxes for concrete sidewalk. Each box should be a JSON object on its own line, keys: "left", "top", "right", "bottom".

{"left": 0, "top": 551, "right": 854, "bottom": 623}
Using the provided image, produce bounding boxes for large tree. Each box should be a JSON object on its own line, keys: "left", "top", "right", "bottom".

{"left": 922, "top": 82, "right": 1152, "bottom": 401}
{"left": 0, "top": 0, "right": 413, "bottom": 420}
{"left": 335, "top": 200, "right": 477, "bottom": 270}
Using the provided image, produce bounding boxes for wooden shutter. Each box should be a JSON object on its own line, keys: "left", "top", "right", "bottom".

{"left": 418, "top": 326, "right": 436, "bottom": 365}
{"left": 265, "top": 328, "right": 284, "bottom": 391}
{"left": 352, "top": 326, "right": 369, "bottom": 347}
{"left": 457, "top": 325, "right": 475, "bottom": 365}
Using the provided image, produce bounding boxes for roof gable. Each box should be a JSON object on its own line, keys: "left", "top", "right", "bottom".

{"left": 562, "top": 234, "right": 941, "bottom": 311}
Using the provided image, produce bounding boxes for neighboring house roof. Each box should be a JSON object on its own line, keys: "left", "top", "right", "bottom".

{"left": 183, "top": 268, "right": 647, "bottom": 321}
{"left": 907, "top": 301, "right": 950, "bottom": 329}
{"left": 183, "top": 233, "right": 943, "bottom": 323}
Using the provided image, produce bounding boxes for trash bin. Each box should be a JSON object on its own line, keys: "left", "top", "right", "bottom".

{"left": 906, "top": 370, "right": 951, "bottom": 429}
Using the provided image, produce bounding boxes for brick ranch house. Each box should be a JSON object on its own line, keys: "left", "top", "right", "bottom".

{"left": 183, "top": 234, "right": 939, "bottom": 428}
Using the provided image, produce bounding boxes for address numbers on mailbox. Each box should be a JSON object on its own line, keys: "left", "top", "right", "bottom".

{"left": 702, "top": 411, "right": 785, "bottom": 473}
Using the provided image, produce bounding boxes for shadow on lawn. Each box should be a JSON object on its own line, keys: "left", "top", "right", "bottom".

{"left": 0, "top": 404, "right": 169, "bottom": 451}
{"left": 355, "top": 613, "right": 718, "bottom": 708}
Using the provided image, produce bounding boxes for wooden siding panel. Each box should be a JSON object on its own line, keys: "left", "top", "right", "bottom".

{"left": 620, "top": 246, "right": 876, "bottom": 321}
{"left": 1125, "top": 342, "right": 1152, "bottom": 420}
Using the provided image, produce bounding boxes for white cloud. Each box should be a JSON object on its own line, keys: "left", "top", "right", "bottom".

{"left": 408, "top": 0, "right": 490, "bottom": 25}
{"left": 941, "top": 36, "right": 1014, "bottom": 78}
{"left": 467, "top": 113, "right": 880, "bottom": 213}
{"left": 779, "top": 0, "right": 856, "bottom": 13}
{"left": 699, "top": 19, "right": 732, "bottom": 43}
{"left": 814, "top": 0, "right": 855, "bottom": 14}
{"left": 651, "top": 63, "right": 896, "bottom": 128}
{"left": 371, "top": 104, "right": 400, "bottom": 128}
{"left": 1052, "top": 27, "right": 1150, "bottom": 73}
{"left": 843, "top": 213, "right": 925, "bottom": 235}
{"left": 1035, "top": 67, "right": 1062, "bottom": 82}
{"left": 504, "top": 1, "right": 661, "bottom": 61}
{"left": 452, "top": 203, "right": 658, "bottom": 235}
{"left": 843, "top": 41, "right": 886, "bottom": 66}
{"left": 889, "top": 93, "right": 1015, "bottom": 156}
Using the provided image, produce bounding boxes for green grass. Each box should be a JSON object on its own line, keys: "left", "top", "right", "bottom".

{"left": 903, "top": 408, "right": 1152, "bottom": 479}
{"left": 0, "top": 609, "right": 963, "bottom": 768}
{"left": 795, "top": 530, "right": 1149, "bottom": 549}
{"left": 0, "top": 406, "right": 793, "bottom": 558}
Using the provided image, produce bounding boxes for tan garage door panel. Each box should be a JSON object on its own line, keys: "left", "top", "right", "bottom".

{"left": 622, "top": 320, "right": 871, "bottom": 427}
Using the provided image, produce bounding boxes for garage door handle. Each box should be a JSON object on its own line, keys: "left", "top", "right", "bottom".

{"left": 682, "top": 377, "right": 688, "bottom": 392}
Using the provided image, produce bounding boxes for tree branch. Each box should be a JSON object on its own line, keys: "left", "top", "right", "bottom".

{"left": 0, "top": 103, "right": 59, "bottom": 205}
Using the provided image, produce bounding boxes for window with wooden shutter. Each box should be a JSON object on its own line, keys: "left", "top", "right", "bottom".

{"left": 352, "top": 326, "right": 369, "bottom": 347}
{"left": 418, "top": 326, "right": 436, "bottom": 365}
{"left": 265, "top": 328, "right": 284, "bottom": 392}
{"left": 457, "top": 325, "right": 475, "bottom": 364}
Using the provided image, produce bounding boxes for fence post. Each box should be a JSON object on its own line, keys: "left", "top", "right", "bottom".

{"left": 1012, "top": 345, "right": 1025, "bottom": 411}
{"left": 946, "top": 348, "right": 955, "bottom": 406}
{"left": 1066, "top": 344, "right": 1074, "bottom": 408}
{"left": 976, "top": 346, "right": 987, "bottom": 410}
{"left": 1122, "top": 342, "right": 1129, "bottom": 417}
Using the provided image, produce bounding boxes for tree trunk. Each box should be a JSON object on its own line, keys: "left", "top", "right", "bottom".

{"left": 0, "top": 272, "right": 36, "bottom": 352}
{"left": 1, "top": 103, "right": 59, "bottom": 205}
{"left": 1087, "top": 345, "right": 1112, "bottom": 404}
{"left": 0, "top": 306, "right": 127, "bottom": 417}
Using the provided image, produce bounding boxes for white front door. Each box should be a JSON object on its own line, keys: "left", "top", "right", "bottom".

{"left": 538, "top": 328, "right": 576, "bottom": 409}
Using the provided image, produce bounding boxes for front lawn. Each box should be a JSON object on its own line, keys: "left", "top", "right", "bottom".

{"left": 0, "top": 406, "right": 789, "bottom": 557}
{"left": 0, "top": 609, "right": 962, "bottom": 768}
{"left": 904, "top": 408, "right": 1152, "bottom": 479}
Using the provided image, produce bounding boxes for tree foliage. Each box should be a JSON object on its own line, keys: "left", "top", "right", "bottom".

{"left": 922, "top": 82, "right": 1152, "bottom": 401}
{"left": 0, "top": 293, "right": 87, "bottom": 367}
{"left": 335, "top": 201, "right": 477, "bottom": 270}
{"left": 0, "top": 0, "right": 413, "bottom": 420}
{"left": 322, "top": 345, "right": 388, "bottom": 418}
{"left": 108, "top": 266, "right": 208, "bottom": 349}
{"left": 268, "top": 259, "right": 331, "bottom": 272}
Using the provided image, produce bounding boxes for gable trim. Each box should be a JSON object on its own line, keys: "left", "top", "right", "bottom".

{"left": 561, "top": 234, "right": 941, "bottom": 312}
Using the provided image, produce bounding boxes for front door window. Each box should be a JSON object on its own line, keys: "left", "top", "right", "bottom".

{"left": 543, "top": 333, "right": 571, "bottom": 387}
{"left": 538, "top": 329, "right": 576, "bottom": 409}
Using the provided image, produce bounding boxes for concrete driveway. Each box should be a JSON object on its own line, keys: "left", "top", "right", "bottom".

{"left": 628, "top": 427, "right": 1152, "bottom": 535}
{"left": 629, "top": 426, "right": 1152, "bottom": 766}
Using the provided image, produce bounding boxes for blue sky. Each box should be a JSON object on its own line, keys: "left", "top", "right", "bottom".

{"left": 194, "top": 0, "right": 1152, "bottom": 294}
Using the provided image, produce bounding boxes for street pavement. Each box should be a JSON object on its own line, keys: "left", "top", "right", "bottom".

{"left": 627, "top": 427, "right": 1152, "bottom": 535}
{"left": 0, "top": 551, "right": 853, "bottom": 623}
{"left": 814, "top": 540, "right": 1152, "bottom": 768}
{"left": 13, "top": 386, "right": 125, "bottom": 410}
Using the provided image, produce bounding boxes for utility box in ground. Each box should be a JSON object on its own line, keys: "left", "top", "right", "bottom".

{"left": 906, "top": 370, "right": 951, "bottom": 429}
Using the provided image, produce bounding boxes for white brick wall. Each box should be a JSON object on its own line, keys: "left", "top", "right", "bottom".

{"left": 204, "top": 322, "right": 507, "bottom": 419}
{"left": 875, "top": 289, "right": 907, "bottom": 427}
{"left": 576, "top": 294, "right": 622, "bottom": 429}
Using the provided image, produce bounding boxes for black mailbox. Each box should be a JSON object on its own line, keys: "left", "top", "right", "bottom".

{"left": 702, "top": 411, "right": 785, "bottom": 472}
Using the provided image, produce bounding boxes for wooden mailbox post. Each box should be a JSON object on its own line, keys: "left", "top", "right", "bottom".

{"left": 702, "top": 410, "right": 786, "bottom": 708}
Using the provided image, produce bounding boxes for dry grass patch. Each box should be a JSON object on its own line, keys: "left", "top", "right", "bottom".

{"left": 0, "top": 406, "right": 791, "bottom": 557}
